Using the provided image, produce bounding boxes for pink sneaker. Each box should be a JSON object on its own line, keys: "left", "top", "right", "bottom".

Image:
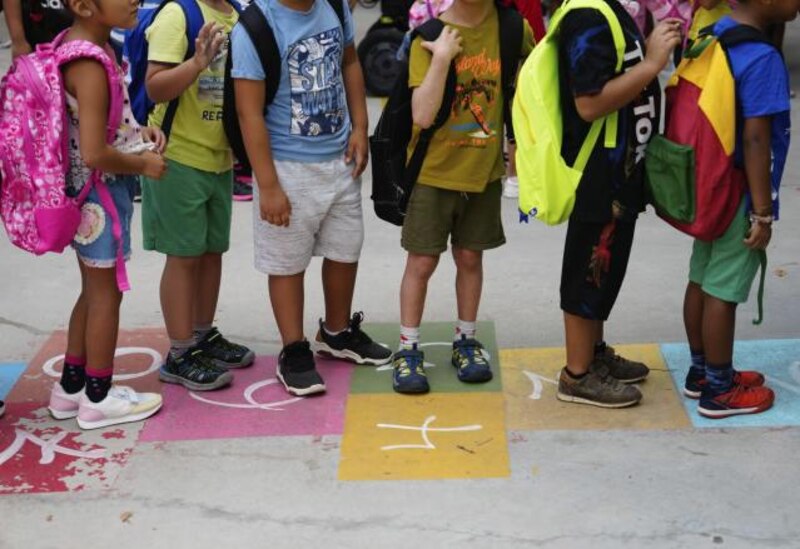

{"left": 48, "top": 382, "right": 83, "bottom": 420}
{"left": 77, "top": 386, "right": 162, "bottom": 430}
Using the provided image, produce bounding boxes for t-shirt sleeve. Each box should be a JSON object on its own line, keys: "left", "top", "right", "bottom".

{"left": 558, "top": 8, "right": 618, "bottom": 96}
{"left": 230, "top": 22, "right": 266, "bottom": 80}
{"left": 739, "top": 49, "right": 790, "bottom": 119}
{"left": 146, "top": 3, "right": 189, "bottom": 64}
{"left": 342, "top": 0, "right": 355, "bottom": 47}
{"left": 408, "top": 36, "right": 432, "bottom": 89}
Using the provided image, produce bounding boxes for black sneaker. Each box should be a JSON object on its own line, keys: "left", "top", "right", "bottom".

{"left": 0, "top": 399, "right": 5, "bottom": 418}
{"left": 159, "top": 347, "right": 233, "bottom": 391}
{"left": 314, "top": 312, "right": 392, "bottom": 366}
{"left": 277, "top": 341, "right": 326, "bottom": 396}
{"left": 233, "top": 179, "right": 253, "bottom": 202}
{"left": 196, "top": 327, "right": 255, "bottom": 369}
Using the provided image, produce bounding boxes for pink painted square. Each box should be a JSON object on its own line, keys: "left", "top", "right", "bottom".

{"left": 139, "top": 356, "right": 354, "bottom": 442}
{"left": 0, "top": 403, "right": 141, "bottom": 495}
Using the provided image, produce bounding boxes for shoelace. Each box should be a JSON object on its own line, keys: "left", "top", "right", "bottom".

{"left": 456, "top": 341, "right": 488, "bottom": 367}
{"left": 109, "top": 386, "right": 140, "bottom": 404}
{"left": 347, "top": 312, "right": 374, "bottom": 345}
{"left": 397, "top": 352, "right": 424, "bottom": 375}
{"left": 208, "top": 331, "right": 242, "bottom": 353}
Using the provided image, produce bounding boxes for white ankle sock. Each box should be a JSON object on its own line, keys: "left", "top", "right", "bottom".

{"left": 399, "top": 325, "right": 420, "bottom": 350}
{"left": 455, "top": 320, "right": 476, "bottom": 340}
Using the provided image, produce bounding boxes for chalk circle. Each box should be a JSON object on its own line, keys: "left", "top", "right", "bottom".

{"left": 42, "top": 347, "right": 162, "bottom": 381}
{"left": 189, "top": 378, "right": 303, "bottom": 411}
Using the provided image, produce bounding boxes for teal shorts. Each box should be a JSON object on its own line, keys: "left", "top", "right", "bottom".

{"left": 142, "top": 159, "right": 233, "bottom": 257}
{"left": 689, "top": 201, "right": 761, "bottom": 304}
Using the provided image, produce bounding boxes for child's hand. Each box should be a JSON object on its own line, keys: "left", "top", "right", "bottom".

{"left": 141, "top": 151, "right": 167, "bottom": 180}
{"left": 261, "top": 186, "right": 292, "bottom": 227}
{"left": 744, "top": 222, "right": 772, "bottom": 250}
{"left": 192, "top": 22, "right": 226, "bottom": 72}
{"left": 346, "top": 129, "right": 368, "bottom": 178}
{"left": 645, "top": 18, "right": 683, "bottom": 72}
{"left": 142, "top": 127, "right": 167, "bottom": 154}
{"left": 421, "top": 26, "right": 463, "bottom": 62}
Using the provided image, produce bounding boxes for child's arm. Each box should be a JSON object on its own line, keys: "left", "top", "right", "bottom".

{"left": 342, "top": 44, "right": 368, "bottom": 178}
{"left": 411, "top": 26, "right": 462, "bottom": 129}
{"left": 145, "top": 22, "right": 226, "bottom": 103}
{"left": 742, "top": 116, "right": 773, "bottom": 250}
{"left": 574, "top": 19, "right": 682, "bottom": 122}
{"left": 234, "top": 79, "right": 291, "bottom": 227}
{"left": 64, "top": 60, "right": 167, "bottom": 179}
{"left": 3, "top": 0, "right": 31, "bottom": 59}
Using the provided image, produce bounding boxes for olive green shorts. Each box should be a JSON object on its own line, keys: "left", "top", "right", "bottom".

{"left": 401, "top": 180, "right": 505, "bottom": 255}
{"left": 689, "top": 201, "right": 761, "bottom": 304}
{"left": 142, "top": 159, "right": 233, "bottom": 257}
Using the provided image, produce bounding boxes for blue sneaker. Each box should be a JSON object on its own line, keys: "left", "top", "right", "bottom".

{"left": 452, "top": 336, "right": 493, "bottom": 383}
{"left": 392, "top": 348, "right": 429, "bottom": 394}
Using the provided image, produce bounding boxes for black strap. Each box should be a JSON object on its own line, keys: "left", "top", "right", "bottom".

{"left": 497, "top": 5, "right": 523, "bottom": 142}
{"left": 326, "top": 0, "right": 346, "bottom": 30}
{"left": 239, "top": 3, "right": 280, "bottom": 108}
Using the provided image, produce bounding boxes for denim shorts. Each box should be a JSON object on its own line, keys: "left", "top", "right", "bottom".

{"left": 72, "top": 175, "right": 136, "bottom": 268}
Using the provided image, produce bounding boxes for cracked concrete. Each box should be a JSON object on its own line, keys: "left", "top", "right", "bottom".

{"left": 1, "top": 9, "right": 799, "bottom": 549}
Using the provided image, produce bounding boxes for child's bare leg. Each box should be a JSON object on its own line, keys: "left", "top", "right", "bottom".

{"left": 160, "top": 255, "right": 200, "bottom": 342}
{"left": 563, "top": 312, "right": 599, "bottom": 376}
{"left": 83, "top": 265, "right": 122, "bottom": 402}
{"left": 65, "top": 258, "right": 89, "bottom": 359}
{"left": 452, "top": 246, "right": 482, "bottom": 323}
{"left": 400, "top": 252, "right": 440, "bottom": 329}
{"left": 321, "top": 259, "right": 358, "bottom": 333}
{"left": 269, "top": 272, "right": 305, "bottom": 346}
{"left": 683, "top": 282, "right": 705, "bottom": 352}
{"left": 193, "top": 252, "right": 222, "bottom": 331}
{"left": 702, "top": 293, "right": 736, "bottom": 366}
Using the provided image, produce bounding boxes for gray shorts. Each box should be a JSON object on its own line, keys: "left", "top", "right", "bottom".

{"left": 253, "top": 156, "right": 364, "bottom": 275}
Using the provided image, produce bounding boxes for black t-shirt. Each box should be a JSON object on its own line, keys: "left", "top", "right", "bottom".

{"left": 23, "top": 0, "right": 72, "bottom": 46}
{"left": 558, "top": 0, "right": 661, "bottom": 223}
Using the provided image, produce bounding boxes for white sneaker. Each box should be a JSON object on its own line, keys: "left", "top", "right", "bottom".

{"left": 77, "top": 386, "right": 162, "bottom": 430}
{"left": 503, "top": 176, "right": 519, "bottom": 198}
{"left": 48, "top": 382, "right": 84, "bottom": 420}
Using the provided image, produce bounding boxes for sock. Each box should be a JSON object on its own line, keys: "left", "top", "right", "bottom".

{"left": 323, "top": 323, "right": 346, "bottom": 337}
{"left": 705, "top": 362, "right": 734, "bottom": 394}
{"left": 399, "top": 325, "right": 420, "bottom": 350}
{"left": 85, "top": 366, "right": 113, "bottom": 403}
{"left": 564, "top": 367, "right": 588, "bottom": 380}
{"left": 169, "top": 338, "right": 195, "bottom": 359}
{"left": 60, "top": 354, "right": 86, "bottom": 394}
{"left": 689, "top": 349, "right": 706, "bottom": 377}
{"left": 594, "top": 341, "right": 608, "bottom": 356}
{"left": 455, "top": 320, "right": 476, "bottom": 341}
{"left": 193, "top": 323, "right": 214, "bottom": 342}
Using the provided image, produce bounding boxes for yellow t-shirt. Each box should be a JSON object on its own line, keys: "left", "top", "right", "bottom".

{"left": 689, "top": 1, "right": 732, "bottom": 41}
{"left": 407, "top": 10, "right": 534, "bottom": 193}
{"left": 146, "top": 1, "right": 238, "bottom": 173}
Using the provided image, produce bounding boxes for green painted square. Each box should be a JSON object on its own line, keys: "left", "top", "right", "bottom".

{"left": 351, "top": 321, "right": 501, "bottom": 394}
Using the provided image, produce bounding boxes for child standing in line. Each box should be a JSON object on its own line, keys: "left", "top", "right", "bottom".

{"left": 46, "top": 0, "right": 167, "bottom": 429}
{"left": 142, "top": 0, "right": 255, "bottom": 392}
{"left": 391, "top": 0, "right": 534, "bottom": 394}
{"left": 553, "top": 0, "right": 681, "bottom": 408}
{"left": 682, "top": 0, "right": 795, "bottom": 418}
{"left": 232, "top": 0, "right": 391, "bottom": 396}
{"left": 3, "top": 0, "right": 71, "bottom": 59}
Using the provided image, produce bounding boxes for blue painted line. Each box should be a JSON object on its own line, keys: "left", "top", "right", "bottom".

{"left": 0, "top": 363, "right": 27, "bottom": 401}
{"left": 661, "top": 339, "right": 800, "bottom": 428}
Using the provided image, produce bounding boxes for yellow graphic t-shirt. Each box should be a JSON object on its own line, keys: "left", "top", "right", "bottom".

{"left": 146, "top": 1, "right": 238, "bottom": 173}
{"left": 408, "top": 10, "right": 533, "bottom": 193}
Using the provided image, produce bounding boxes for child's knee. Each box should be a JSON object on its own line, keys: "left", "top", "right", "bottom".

{"left": 452, "top": 247, "right": 483, "bottom": 272}
{"left": 406, "top": 253, "right": 439, "bottom": 280}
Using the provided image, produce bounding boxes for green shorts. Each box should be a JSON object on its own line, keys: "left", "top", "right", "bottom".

{"left": 142, "top": 159, "right": 233, "bottom": 257}
{"left": 401, "top": 181, "right": 505, "bottom": 255}
{"left": 689, "top": 201, "right": 760, "bottom": 304}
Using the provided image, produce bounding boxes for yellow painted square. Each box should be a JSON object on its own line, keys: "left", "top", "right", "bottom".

{"left": 338, "top": 393, "right": 509, "bottom": 481}
{"left": 501, "top": 344, "right": 691, "bottom": 431}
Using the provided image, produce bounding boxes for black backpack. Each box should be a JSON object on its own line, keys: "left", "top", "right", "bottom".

{"left": 369, "top": 5, "right": 524, "bottom": 226}
{"left": 222, "top": 0, "right": 346, "bottom": 170}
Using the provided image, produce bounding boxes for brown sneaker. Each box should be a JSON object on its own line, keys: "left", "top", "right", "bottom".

{"left": 591, "top": 345, "right": 650, "bottom": 384}
{"left": 557, "top": 367, "right": 642, "bottom": 408}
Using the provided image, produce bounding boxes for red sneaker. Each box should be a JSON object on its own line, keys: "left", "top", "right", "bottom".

{"left": 684, "top": 369, "right": 766, "bottom": 399}
{"left": 698, "top": 383, "right": 774, "bottom": 419}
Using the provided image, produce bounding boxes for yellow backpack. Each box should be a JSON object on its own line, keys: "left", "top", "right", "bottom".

{"left": 513, "top": 0, "right": 626, "bottom": 225}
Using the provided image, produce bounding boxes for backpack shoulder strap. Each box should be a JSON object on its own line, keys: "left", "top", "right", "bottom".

{"left": 717, "top": 24, "right": 774, "bottom": 49}
{"left": 414, "top": 19, "right": 456, "bottom": 131}
{"left": 238, "top": 2, "right": 281, "bottom": 107}
{"left": 172, "top": 0, "right": 205, "bottom": 58}
{"left": 325, "top": 0, "right": 346, "bottom": 30}
{"left": 497, "top": 4, "right": 524, "bottom": 141}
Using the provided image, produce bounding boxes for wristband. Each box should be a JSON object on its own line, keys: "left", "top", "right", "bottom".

{"left": 749, "top": 214, "right": 774, "bottom": 226}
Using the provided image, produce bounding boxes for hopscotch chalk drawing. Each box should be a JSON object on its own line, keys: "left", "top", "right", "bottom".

{"left": 0, "top": 428, "right": 105, "bottom": 467}
{"left": 43, "top": 347, "right": 162, "bottom": 381}
{"left": 189, "top": 378, "right": 303, "bottom": 411}
{"left": 767, "top": 361, "right": 800, "bottom": 396}
{"left": 523, "top": 370, "right": 558, "bottom": 400}
{"left": 377, "top": 415, "right": 483, "bottom": 451}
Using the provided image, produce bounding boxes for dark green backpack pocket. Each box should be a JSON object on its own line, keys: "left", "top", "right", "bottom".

{"left": 645, "top": 135, "right": 696, "bottom": 223}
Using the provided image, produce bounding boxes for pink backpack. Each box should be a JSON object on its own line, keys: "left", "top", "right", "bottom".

{"left": 0, "top": 31, "right": 130, "bottom": 291}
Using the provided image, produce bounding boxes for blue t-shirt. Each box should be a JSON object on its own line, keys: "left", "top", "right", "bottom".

{"left": 714, "top": 16, "right": 791, "bottom": 220}
{"left": 230, "top": 0, "right": 355, "bottom": 162}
